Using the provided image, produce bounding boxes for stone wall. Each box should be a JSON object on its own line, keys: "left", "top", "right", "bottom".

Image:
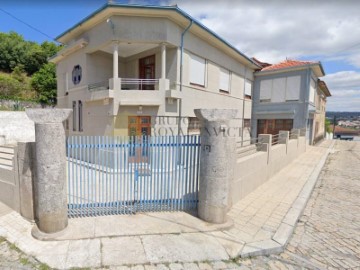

{"left": 0, "top": 112, "right": 35, "bottom": 145}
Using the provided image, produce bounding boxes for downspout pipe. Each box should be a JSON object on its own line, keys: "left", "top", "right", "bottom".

{"left": 178, "top": 20, "right": 193, "bottom": 136}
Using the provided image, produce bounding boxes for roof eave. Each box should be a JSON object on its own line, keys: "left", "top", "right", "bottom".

{"left": 255, "top": 62, "right": 325, "bottom": 77}
{"left": 55, "top": 3, "right": 260, "bottom": 69}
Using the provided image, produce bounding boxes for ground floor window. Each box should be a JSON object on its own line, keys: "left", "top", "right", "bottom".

{"left": 257, "top": 119, "right": 293, "bottom": 136}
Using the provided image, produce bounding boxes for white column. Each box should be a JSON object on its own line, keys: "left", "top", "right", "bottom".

{"left": 161, "top": 43, "right": 166, "bottom": 79}
{"left": 113, "top": 43, "right": 119, "bottom": 79}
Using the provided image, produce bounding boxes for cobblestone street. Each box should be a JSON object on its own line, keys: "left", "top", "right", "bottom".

{"left": 0, "top": 140, "right": 359, "bottom": 269}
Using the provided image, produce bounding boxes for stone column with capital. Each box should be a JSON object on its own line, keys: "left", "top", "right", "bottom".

{"left": 26, "top": 109, "right": 72, "bottom": 234}
{"left": 194, "top": 109, "right": 237, "bottom": 224}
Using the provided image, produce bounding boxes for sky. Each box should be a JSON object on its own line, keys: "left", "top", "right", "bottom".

{"left": 0, "top": 0, "right": 359, "bottom": 111}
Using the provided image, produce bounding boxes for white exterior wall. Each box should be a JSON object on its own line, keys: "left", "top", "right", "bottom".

{"left": 55, "top": 13, "right": 256, "bottom": 137}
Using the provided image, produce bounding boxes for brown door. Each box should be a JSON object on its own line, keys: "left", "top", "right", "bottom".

{"left": 257, "top": 119, "right": 293, "bottom": 136}
{"left": 128, "top": 116, "right": 151, "bottom": 162}
{"left": 139, "top": 55, "right": 155, "bottom": 90}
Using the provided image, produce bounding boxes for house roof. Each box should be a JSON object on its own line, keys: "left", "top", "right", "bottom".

{"left": 54, "top": 3, "right": 260, "bottom": 69}
{"left": 255, "top": 59, "right": 325, "bottom": 77}
{"left": 318, "top": 79, "right": 331, "bottom": 97}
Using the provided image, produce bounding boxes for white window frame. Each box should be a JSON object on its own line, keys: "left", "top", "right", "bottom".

{"left": 189, "top": 53, "right": 206, "bottom": 87}
{"left": 219, "top": 67, "right": 230, "bottom": 93}
{"left": 244, "top": 79, "right": 252, "bottom": 97}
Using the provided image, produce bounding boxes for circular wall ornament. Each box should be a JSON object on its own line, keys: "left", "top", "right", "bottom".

{"left": 72, "top": 65, "right": 82, "bottom": 85}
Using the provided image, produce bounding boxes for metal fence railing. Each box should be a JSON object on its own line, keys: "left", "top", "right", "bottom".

{"left": 121, "top": 78, "right": 159, "bottom": 91}
{"left": 88, "top": 81, "right": 109, "bottom": 92}
{"left": 66, "top": 135, "right": 200, "bottom": 218}
{"left": 271, "top": 134, "right": 280, "bottom": 146}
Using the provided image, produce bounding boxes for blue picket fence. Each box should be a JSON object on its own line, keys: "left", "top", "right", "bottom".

{"left": 66, "top": 135, "right": 200, "bottom": 218}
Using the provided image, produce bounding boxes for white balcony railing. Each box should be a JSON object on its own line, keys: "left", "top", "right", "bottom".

{"left": 121, "top": 78, "right": 159, "bottom": 91}
{"left": 88, "top": 78, "right": 160, "bottom": 92}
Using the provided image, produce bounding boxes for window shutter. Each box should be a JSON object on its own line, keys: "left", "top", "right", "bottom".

{"left": 260, "top": 79, "right": 272, "bottom": 100}
{"left": 272, "top": 78, "right": 286, "bottom": 102}
{"left": 189, "top": 54, "right": 206, "bottom": 86}
{"left": 245, "top": 80, "right": 252, "bottom": 96}
{"left": 219, "top": 68, "right": 230, "bottom": 92}
{"left": 286, "top": 76, "right": 301, "bottom": 101}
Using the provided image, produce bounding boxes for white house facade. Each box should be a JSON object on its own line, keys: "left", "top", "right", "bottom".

{"left": 51, "top": 3, "right": 259, "bottom": 139}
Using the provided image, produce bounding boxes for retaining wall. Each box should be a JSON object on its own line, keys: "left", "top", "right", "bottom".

{"left": 232, "top": 136, "right": 306, "bottom": 205}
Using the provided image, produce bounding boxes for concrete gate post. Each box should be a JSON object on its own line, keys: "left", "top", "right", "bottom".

{"left": 194, "top": 109, "right": 237, "bottom": 224}
{"left": 26, "top": 109, "right": 72, "bottom": 234}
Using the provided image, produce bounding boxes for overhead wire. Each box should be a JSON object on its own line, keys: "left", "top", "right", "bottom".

{"left": 0, "top": 7, "right": 61, "bottom": 43}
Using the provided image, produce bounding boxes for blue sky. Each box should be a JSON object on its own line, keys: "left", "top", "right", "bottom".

{"left": 1, "top": 0, "right": 359, "bottom": 111}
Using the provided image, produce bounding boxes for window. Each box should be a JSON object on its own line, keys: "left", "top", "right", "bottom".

{"left": 259, "top": 75, "right": 301, "bottom": 103}
{"left": 272, "top": 78, "right": 286, "bottom": 102}
{"left": 260, "top": 79, "right": 272, "bottom": 102}
{"left": 244, "top": 79, "right": 252, "bottom": 99}
{"left": 188, "top": 117, "right": 201, "bottom": 134}
{"left": 72, "top": 101, "right": 77, "bottom": 131}
{"left": 189, "top": 53, "right": 206, "bottom": 86}
{"left": 286, "top": 76, "right": 300, "bottom": 101}
{"left": 219, "top": 67, "right": 230, "bottom": 92}
{"left": 244, "top": 119, "right": 251, "bottom": 130}
{"left": 309, "top": 79, "right": 316, "bottom": 103}
{"left": 78, "top": 100, "right": 83, "bottom": 132}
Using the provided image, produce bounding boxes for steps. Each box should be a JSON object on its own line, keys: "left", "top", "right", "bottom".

{"left": 0, "top": 145, "right": 15, "bottom": 170}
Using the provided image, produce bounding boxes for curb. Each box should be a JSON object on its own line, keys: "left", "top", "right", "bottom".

{"left": 240, "top": 141, "right": 335, "bottom": 258}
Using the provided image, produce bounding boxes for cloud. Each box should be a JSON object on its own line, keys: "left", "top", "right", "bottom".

{"left": 165, "top": 0, "right": 360, "bottom": 67}
{"left": 163, "top": 0, "right": 360, "bottom": 111}
{"left": 324, "top": 71, "right": 360, "bottom": 111}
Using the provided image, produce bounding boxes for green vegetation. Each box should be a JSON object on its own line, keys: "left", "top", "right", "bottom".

{"left": 325, "top": 118, "right": 332, "bottom": 133}
{"left": 0, "top": 31, "right": 61, "bottom": 106}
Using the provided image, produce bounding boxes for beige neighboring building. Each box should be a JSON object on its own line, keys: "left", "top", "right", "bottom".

{"left": 51, "top": 3, "right": 259, "bottom": 138}
{"left": 313, "top": 80, "right": 331, "bottom": 144}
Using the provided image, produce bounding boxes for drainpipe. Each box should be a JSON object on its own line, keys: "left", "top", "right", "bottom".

{"left": 178, "top": 20, "right": 193, "bottom": 136}
{"left": 241, "top": 67, "right": 247, "bottom": 146}
{"left": 304, "top": 68, "right": 311, "bottom": 142}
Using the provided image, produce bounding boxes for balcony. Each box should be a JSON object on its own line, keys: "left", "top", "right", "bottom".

{"left": 87, "top": 78, "right": 169, "bottom": 106}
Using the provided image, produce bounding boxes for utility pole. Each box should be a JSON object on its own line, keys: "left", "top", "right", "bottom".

{"left": 332, "top": 115, "right": 336, "bottom": 139}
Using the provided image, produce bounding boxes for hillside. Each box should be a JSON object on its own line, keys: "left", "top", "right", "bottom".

{"left": 0, "top": 31, "right": 61, "bottom": 106}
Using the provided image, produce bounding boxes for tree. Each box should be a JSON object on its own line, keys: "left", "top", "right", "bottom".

{"left": 31, "top": 63, "right": 57, "bottom": 106}
{"left": 0, "top": 32, "right": 29, "bottom": 72}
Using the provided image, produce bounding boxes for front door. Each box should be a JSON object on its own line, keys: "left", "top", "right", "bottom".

{"left": 128, "top": 116, "right": 151, "bottom": 162}
{"left": 139, "top": 55, "right": 155, "bottom": 90}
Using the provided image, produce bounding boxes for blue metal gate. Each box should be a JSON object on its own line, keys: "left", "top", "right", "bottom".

{"left": 66, "top": 135, "right": 200, "bottom": 218}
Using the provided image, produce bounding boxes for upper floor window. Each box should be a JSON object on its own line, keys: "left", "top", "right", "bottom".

{"left": 309, "top": 79, "right": 316, "bottom": 104}
{"left": 259, "top": 75, "right": 301, "bottom": 103}
{"left": 189, "top": 53, "right": 206, "bottom": 87}
{"left": 219, "top": 67, "right": 230, "bottom": 93}
{"left": 245, "top": 79, "right": 252, "bottom": 99}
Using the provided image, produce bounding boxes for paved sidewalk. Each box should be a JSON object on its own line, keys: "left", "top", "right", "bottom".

{"left": 0, "top": 141, "right": 333, "bottom": 269}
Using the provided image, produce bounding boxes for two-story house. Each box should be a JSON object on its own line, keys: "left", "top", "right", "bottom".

{"left": 251, "top": 59, "right": 331, "bottom": 144}
{"left": 51, "top": 3, "right": 259, "bottom": 139}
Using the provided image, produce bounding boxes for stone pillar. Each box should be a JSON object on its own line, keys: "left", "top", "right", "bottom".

{"left": 194, "top": 109, "right": 237, "bottom": 224}
{"left": 258, "top": 134, "right": 272, "bottom": 163}
{"left": 161, "top": 43, "right": 166, "bottom": 79}
{"left": 279, "top": 130, "right": 290, "bottom": 144}
{"left": 26, "top": 109, "right": 72, "bottom": 234}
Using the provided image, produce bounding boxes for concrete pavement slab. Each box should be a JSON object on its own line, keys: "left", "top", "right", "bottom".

{"left": 102, "top": 236, "right": 149, "bottom": 266}
{"left": 141, "top": 233, "right": 229, "bottom": 263}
